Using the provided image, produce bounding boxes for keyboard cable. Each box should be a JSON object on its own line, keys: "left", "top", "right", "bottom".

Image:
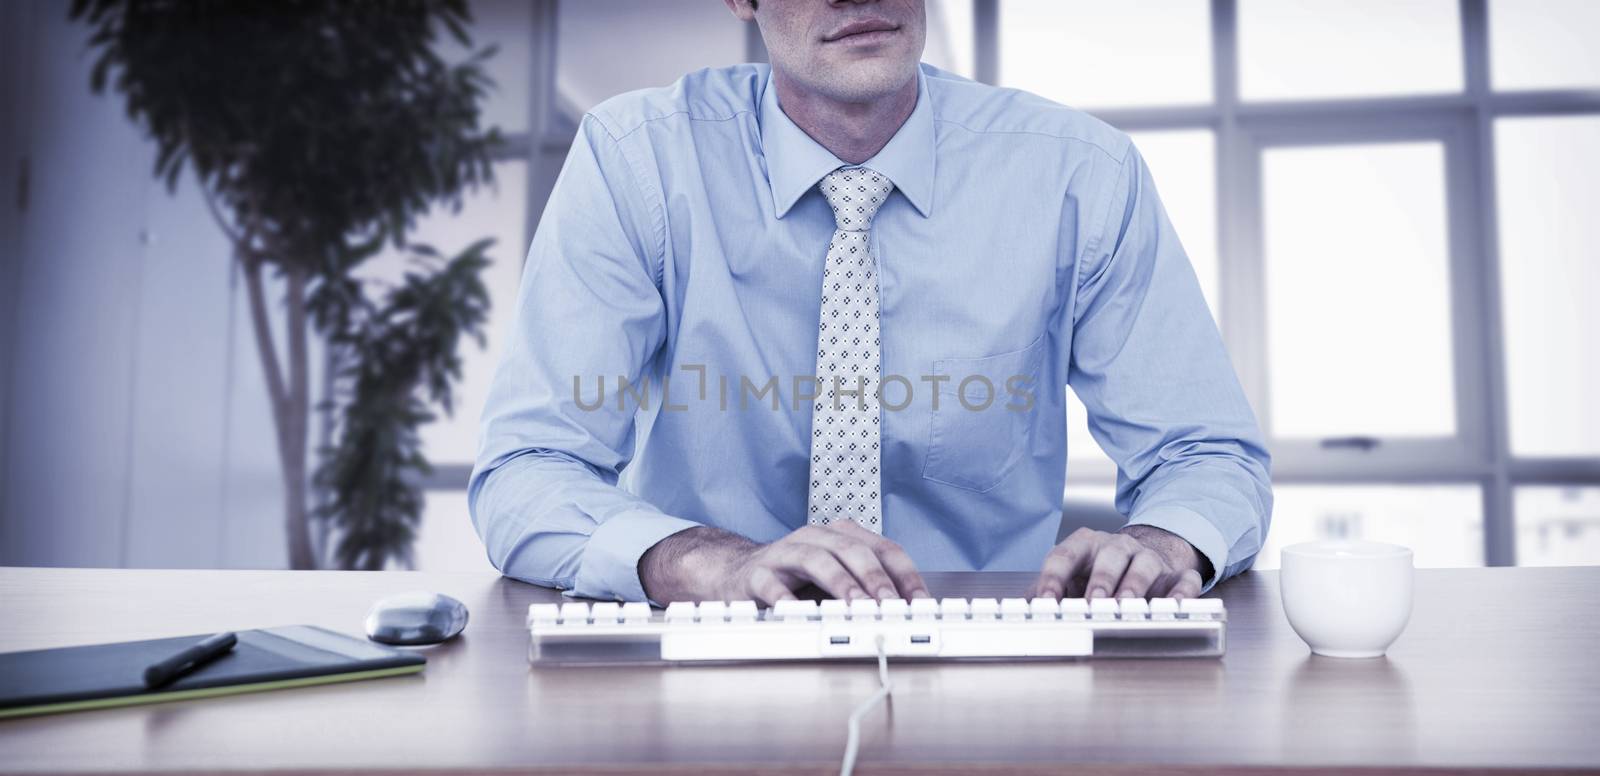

{"left": 839, "top": 633, "right": 893, "bottom": 776}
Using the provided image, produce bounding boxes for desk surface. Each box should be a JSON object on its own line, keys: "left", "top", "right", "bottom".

{"left": 0, "top": 566, "right": 1597, "bottom": 775}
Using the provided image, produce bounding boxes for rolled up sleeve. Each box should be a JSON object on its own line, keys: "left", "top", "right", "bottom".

{"left": 469, "top": 114, "right": 698, "bottom": 602}
{"left": 1067, "top": 143, "right": 1274, "bottom": 591}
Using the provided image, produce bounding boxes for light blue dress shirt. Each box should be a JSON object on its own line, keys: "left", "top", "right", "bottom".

{"left": 470, "top": 63, "right": 1272, "bottom": 602}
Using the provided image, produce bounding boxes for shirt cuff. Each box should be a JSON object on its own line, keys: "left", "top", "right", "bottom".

{"left": 572, "top": 509, "right": 702, "bottom": 603}
{"left": 1126, "top": 505, "right": 1229, "bottom": 593}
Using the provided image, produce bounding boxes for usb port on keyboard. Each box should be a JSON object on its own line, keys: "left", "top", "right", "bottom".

{"left": 909, "top": 635, "right": 932, "bottom": 644}
{"left": 829, "top": 635, "right": 851, "bottom": 645}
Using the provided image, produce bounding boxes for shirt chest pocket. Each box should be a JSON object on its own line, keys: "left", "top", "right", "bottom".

{"left": 921, "top": 334, "right": 1046, "bottom": 493}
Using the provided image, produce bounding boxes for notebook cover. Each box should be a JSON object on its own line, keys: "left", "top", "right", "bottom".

{"left": 0, "top": 625, "right": 426, "bottom": 719}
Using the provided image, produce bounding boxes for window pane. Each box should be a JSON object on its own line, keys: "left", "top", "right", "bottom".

{"left": 1516, "top": 486, "right": 1600, "bottom": 567}
{"left": 1066, "top": 390, "right": 1114, "bottom": 466}
{"left": 357, "top": 161, "right": 528, "bottom": 464}
{"left": 413, "top": 490, "right": 496, "bottom": 572}
{"left": 558, "top": 1, "right": 747, "bottom": 114}
{"left": 418, "top": 161, "right": 527, "bottom": 464}
{"left": 1490, "top": 0, "right": 1600, "bottom": 91}
{"left": 1254, "top": 485, "right": 1484, "bottom": 569}
{"left": 1239, "top": 0, "right": 1464, "bottom": 101}
{"left": 999, "top": 0, "right": 1212, "bottom": 109}
{"left": 925, "top": 0, "right": 976, "bottom": 79}
{"left": 1062, "top": 484, "right": 1121, "bottom": 539}
{"left": 1495, "top": 116, "right": 1600, "bottom": 456}
{"left": 1129, "top": 129, "right": 1219, "bottom": 320}
{"left": 442, "top": 0, "right": 533, "bottom": 134}
{"left": 1262, "top": 142, "right": 1457, "bottom": 439}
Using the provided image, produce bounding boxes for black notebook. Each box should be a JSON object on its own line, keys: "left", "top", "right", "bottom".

{"left": 0, "top": 625, "right": 426, "bottom": 719}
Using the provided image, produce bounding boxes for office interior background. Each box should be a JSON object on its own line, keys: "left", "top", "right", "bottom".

{"left": 0, "top": 0, "right": 1596, "bottom": 575}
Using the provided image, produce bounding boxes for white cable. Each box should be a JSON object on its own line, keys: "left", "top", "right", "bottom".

{"left": 840, "top": 634, "right": 893, "bottom": 776}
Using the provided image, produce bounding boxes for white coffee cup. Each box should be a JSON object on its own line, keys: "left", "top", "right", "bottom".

{"left": 1280, "top": 540, "right": 1413, "bottom": 658}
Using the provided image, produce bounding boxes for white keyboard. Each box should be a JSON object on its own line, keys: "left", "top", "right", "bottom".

{"left": 527, "top": 597, "right": 1226, "bottom": 665}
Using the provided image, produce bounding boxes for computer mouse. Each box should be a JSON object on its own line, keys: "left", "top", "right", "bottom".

{"left": 365, "top": 591, "right": 469, "bottom": 646}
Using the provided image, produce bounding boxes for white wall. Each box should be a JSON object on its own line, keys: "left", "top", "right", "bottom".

{"left": 0, "top": 0, "right": 308, "bottom": 569}
{"left": 0, "top": 0, "right": 33, "bottom": 527}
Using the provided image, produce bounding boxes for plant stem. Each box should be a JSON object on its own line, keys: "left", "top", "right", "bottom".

{"left": 242, "top": 254, "right": 316, "bottom": 570}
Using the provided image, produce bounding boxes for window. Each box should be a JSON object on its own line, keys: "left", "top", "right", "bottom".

{"left": 557, "top": 0, "right": 747, "bottom": 114}
{"left": 1021, "top": 1, "right": 1600, "bottom": 567}
{"left": 412, "top": 490, "right": 497, "bottom": 572}
{"left": 1254, "top": 485, "right": 1484, "bottom": 569}
{"left": 415, "top": 2, "right": 1600, "bottom": 573}
{"left": 1261, "top": 141, "right": 1457, "bottom": 440}
{"left": 1489, "top": 0, "right": 1600, "bottom": 91}
{"left": 1238, "top": 0, "right": 1464, "bottom": 101}
{"left": 357, "top": 160, "right": 529, "bottom": 466}
{"left": 1130, "top": 129, "right": 1219, "bottom": 318}
{"left": 1516, "top": 486, "right": 1600, "bottom": 566}
{"left": 440, "top": 0, "right": 534, "bottom": 134}
{"left": 926, "top": 0, "right": 976, "bottom": 79}
{"left": 416, "top": 162, "right": 530, "bottom": 465}
{"left": 1066, "top": 390, "right": 1113, "bottom": 470}
{"left": 999, "top": 0, "right": 1212, "bottom": 109}
{"left": 1495, "top": 116, "right": 1600, "bottom": 457}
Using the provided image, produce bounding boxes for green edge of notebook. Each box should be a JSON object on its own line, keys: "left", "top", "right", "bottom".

{"left": 0, "top": 664, "right": 423, "bottom": 720}
{"left": 0, "top": 625, "right": 427, "bottom": 720}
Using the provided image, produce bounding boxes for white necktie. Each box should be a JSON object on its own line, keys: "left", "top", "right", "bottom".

{"left": 806, "top": 167, "right": 894, "bottom": 532}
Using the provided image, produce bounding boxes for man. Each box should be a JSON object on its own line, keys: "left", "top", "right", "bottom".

{"left": 470, "top": 0, "right": 1271, "bottom": 606}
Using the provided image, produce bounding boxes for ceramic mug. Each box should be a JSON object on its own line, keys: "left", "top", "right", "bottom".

{"left": 1280, "top": 540, "right": 1413, "bottom": 658}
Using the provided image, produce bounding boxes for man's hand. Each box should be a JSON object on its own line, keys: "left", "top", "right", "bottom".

{"left": 1027, "top": 525, "right": 1212, "bottom": 600}
{"left": 639, "top": 521, "right": 929, "bottom": 605}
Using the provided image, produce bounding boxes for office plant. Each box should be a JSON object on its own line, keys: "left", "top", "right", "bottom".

{"left": 71, "top": 0, "right": 502, "bottom": 569}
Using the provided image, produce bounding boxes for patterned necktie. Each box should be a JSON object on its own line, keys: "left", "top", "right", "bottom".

{"left": 806, "top": 167, "right": 895, "bottom": 532}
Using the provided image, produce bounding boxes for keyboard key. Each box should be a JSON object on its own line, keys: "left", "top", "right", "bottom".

{"left": 665, "top": 601, "right": 696, "bottom": 622}
{"left": 849, "top": 598, "right": 880, "bottom": 620}
{"left": 621, "top": 602, "right": 652, "bottom": 622}
{"left": 528, "top": 603, "right": 560, "bottom": 626}
{"left": 969, "top": 598, "right": 1000, "bottom": 619}
{"left": 939, "top": 597, "right": 969, "bottom": 619}
{"left": 1089, "top": 598, "right": 1119, "bottom": 620}
{"left": 1149, "top": 598, "right": 1179, "bottom": 620}
{"left": 1180, "top": 599, "right": 1225, "bottom": 619}
{"left": 1029, "top": 598, "right": 1061, "bottom": 619}
{"left": 1059, "top": 598, "right": 1089, "bottom": 618}
{"left": 1118, "top": 598, "right": 1150, "bottom": 619}
{"left": 698, "top": 601, "right": 728, "bottom": 622}
{"left": 729, "top": 600, "right": 759, "bottom": 621}
{"left": 559, "top": 602, "right": 590, "bottom": 624}
{"left": 819, "top": 599, "right": 849, "bottom": 620}
{"left": 589, "top": 602, "right": 622, "bottom": 624}
{"left": 880, "top": 598, "right": 910, "bottom": 619}
{"left": 773, "top": 599, "right": 817, "bottom": 621}
{"left": 910, "top": 598, "right": 940, "bottom": 619}
{"left": 1000, "top": 598, "right": 1030, "bottom": 620}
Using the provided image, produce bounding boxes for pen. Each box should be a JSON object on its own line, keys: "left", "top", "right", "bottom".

{"left": 142, "top": 631, "right": 237, "bottom": 690}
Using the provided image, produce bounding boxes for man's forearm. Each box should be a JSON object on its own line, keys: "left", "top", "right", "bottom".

{"left": 470, "top": 452, "right": 703, "bottom": 600}
{"left": 638, "top": 525, "right": 757, "bottom": 603}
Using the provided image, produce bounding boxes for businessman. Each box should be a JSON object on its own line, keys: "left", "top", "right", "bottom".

{"left": 471, "top": 0, "right": 1272, "bottom": 605}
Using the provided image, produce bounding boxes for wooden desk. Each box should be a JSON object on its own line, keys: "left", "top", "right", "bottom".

{"left": 0, "top": 566, "right": 1596, "bottom": 774}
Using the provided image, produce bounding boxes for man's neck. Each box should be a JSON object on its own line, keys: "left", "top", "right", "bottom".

{"left": 772, "top": 68, "right": 918, "bottom": 166}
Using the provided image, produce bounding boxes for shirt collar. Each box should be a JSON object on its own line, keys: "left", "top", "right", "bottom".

{"left": 758, "top": 65, "right": 936, "bottom": 220}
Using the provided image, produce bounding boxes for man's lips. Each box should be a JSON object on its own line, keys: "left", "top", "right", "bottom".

{"left": 823, "top": 19, "right": 901, "bottom": 42}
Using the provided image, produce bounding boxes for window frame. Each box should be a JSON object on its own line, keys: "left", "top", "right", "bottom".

{"left": 1232, "top": 116, "right": 1491, "bottom": 477}
{"left": 992, "top": 0, "right": 1600, "bottom": 566}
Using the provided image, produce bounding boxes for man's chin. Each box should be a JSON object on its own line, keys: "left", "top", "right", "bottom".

{"left": 807, "top": 57, "right": 920, "bottom": 103}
